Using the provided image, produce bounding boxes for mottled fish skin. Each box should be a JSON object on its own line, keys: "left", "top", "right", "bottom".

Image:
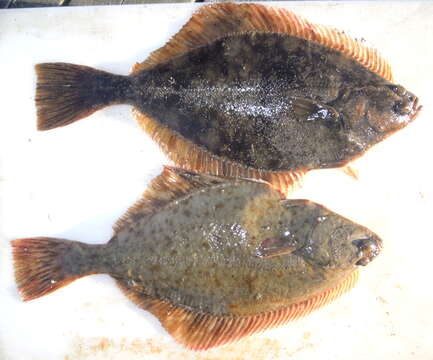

{"left": 35, "top": 15, "right": 420, "bottom": 176}
{"left": 12, "top": 169, "right": 383, "bottom": 349}
{"left": 129, "top": 32, "right": 418, "bottom": 171}
{"left": 73, "top": 176, "right": 382, "bottom": 317}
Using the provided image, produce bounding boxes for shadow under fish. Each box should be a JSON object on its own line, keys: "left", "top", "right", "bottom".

{"left": 12, "top": 167, "right": 382, "bottom": 350}
{"left": 34, "top": 4, "right": 420, "bottom": 195}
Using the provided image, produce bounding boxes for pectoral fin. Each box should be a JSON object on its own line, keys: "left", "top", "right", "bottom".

{"left": 255, "top": 237, "right": 299, "bottom": 258}
{"left": 292, "top": 98, "right": 340, "bottom": 123}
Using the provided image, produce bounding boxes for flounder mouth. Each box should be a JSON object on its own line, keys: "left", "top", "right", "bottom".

{"left": 410, "top": 97, "right": 422, "bottom": 121}
{"left": 353, "top": 236, "right": 383, "bottom": 266}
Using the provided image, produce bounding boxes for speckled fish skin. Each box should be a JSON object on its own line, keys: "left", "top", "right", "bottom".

{"left": 129, "top": 32, "right": 418, "bottom": 171}
{"left": 61, "top": 174, "right": 382, "bottom": 317}
{"left": 35, "top": 15, "right": 420, "bottom": 175}
{"left": 12, "top": 169, "right": 383, "bottom": 349}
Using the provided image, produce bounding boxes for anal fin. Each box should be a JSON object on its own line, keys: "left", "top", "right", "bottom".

{"left": 116, "top": 271, "right": 359, "bottom": 351}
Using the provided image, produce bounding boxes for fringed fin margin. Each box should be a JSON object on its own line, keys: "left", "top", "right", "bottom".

{"left": 12, "top": 237, "right": 100, "bottom": 301}
{"left": 35, "top": 63, "right": 130, "bottom": 130}
{"left": 132, "top": 3, "right": 393, "bottom": 81}
{"left": 117, "top": 270, "right": 359, "bottom": 351}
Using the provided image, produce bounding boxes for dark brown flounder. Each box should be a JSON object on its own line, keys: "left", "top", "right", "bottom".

{"left": 12, "top": 167, "right": 382, "bottom": 350}
{"left": 34, "top": 4, "right": 420, "bottom": 194}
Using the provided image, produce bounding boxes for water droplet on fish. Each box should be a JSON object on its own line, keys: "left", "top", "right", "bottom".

{"left": 305, "top": 245, "right": 313, "bottom": 254}
{"left": 308, "top": 108, "right": 329, "bottom": 121}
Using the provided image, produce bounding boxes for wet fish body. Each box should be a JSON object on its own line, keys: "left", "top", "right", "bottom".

{"left": 12, "top": 168, "right": 382, "bottom": 350}
{"left": 134, "top": 32, "right": 416, "bottom": 171}
{"left": 35, "top": 4, "right": 420, "bottom": 191}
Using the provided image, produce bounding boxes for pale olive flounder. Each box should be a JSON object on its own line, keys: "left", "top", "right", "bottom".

{"left": 12, "top": 167, "right": 382, "bottom": 350}
{"left": 34, "top": 3, "right": 420, "bottom": 194}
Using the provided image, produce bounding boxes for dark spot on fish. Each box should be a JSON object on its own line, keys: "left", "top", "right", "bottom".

{"left": 214, "top": 277, "right": 222, "bottom": 287}
{"left": 166, "top": 94, "right": 180, "bottom": 107}
{"left": 131, "top": 213, "right": 142, "bottom": 222}
{"left": 244, "top": 274, "right": 258, "bottom": 292}
{"left": 183, "top": 209, "right": 191, "bottom": 217}
{"left": 150, "top": 264, "right": 161, "bottom": 272}
{"left": 229, "top": 303, "right": 239, "bottom": 311}
{"left": 215, "top": 202, "right": 224, "bottom": 210}
{"left": 163, "top": 236, "right": 172, "bottom": 246}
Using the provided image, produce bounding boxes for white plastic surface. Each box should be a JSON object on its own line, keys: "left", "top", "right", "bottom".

{"left": 0, "top": 2, "right": 432, "bottom": 359}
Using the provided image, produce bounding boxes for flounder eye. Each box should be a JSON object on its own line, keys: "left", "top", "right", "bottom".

{"left": 387, "top": 84, "right": 406, "bottom": 96}
{"left": 393, "top": 100, "right": 412, "bottom": 115}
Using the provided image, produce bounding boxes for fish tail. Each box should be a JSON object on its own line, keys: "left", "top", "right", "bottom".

{"left": 35, "top": 62, "right": 133, "bottom": 130}
{"left": 12, "top": 237, "right": 105, "bottom": 301}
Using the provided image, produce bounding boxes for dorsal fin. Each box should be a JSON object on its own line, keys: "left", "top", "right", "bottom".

{"left": 113, "top": 167, "right": 229, "bottom": 233}
{"left": 132, "top": 3, "right": 393, "bottom": 81}
{"left": 116, "top": 270, "right": 359, "bottom": 351}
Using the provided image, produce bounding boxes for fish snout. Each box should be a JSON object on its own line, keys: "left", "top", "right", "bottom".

{"left": 393, "top": 90, "right": 418, "bottom": 116}
{"left": 410, "top": 95, "right": 422, "bottom": 119}
{"left": 388, "top": 84, "right": 421, "bottom": 122}
{"left": 352, "top": 236, "right": 383, "bottom": 266}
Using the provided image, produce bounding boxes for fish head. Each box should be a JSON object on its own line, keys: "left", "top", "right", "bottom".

{"left": 301, "top": 212, "right": 383, "bottom": 269}
{"left": 365, "top": 84, "right": 420, "bottom": 134}
{"left": 279, "top": 201, "right": 383, "bottom": 269}
{"left": 341, "top": 84, "right": 420, "bottom": 157}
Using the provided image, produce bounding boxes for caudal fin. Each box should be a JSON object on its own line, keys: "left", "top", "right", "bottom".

{"left": 12, "top": 237, "right": 103, "bottom": 301}
{"left": 35, "top": 63, "right": 131, "bottom": 130}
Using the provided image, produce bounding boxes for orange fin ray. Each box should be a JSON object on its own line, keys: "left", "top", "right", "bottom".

{"left": 116, "top": 270, "right": 359, "bottom": 351}
{"left": 132, "top": 3, "right": 392, "bottom": 81}
{"left": 132, "top": 109, "right": 305, "bottom": 198}
{"left": 35, "top": 63, "right": 127, "bottom": 130}
{"left": 12, "top": 237, "right": 91, "bottom": 301}
{"left": 342, "top": 165, "right": 360, "bottom": 180}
